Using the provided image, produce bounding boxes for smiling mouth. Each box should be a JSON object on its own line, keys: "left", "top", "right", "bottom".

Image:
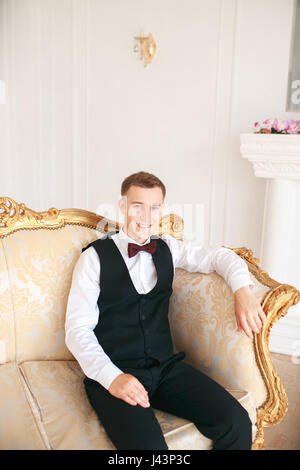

{"left": 137, "top": 223, "right": 152, "bottom": 229}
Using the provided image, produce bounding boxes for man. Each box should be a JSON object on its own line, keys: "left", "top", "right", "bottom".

{"left": 65, "top": 171, "right": 266, "bottom": 450}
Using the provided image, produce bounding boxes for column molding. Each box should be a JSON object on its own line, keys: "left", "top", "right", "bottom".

{"left": 240, "top": 132, "right": 300, "bottom": 355}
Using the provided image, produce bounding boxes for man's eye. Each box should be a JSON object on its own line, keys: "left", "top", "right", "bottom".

{"left": 132, "top": 204, "right": 159, "bottom": 209}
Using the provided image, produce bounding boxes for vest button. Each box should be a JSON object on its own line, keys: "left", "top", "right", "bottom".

{"left": 146, "top": 347, "right": 151, "bottom": 353}
{"left": 141, "top": 315, "right": 146, "bottom": 321}
{"left": 145, "top": 329, "right": 149, "bottom": 334}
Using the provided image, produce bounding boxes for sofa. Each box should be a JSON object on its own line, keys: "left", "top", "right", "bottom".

{"left": 0, "top": 196, "right": 299, "bottom": 450}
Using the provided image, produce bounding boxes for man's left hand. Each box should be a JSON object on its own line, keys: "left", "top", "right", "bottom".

{"left": 234, "top": 286, "right": 267, "bottom": 340}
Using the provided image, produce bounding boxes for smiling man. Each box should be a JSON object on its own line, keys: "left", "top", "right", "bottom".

{"left": 65, "top": 171, "right": 266, "bottom": 450}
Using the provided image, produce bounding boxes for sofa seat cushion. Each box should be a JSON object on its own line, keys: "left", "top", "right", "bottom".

{"left": 19, "top": 360, "right": 257, "bottom": 450}
{"left": 0, "top": 362, "right": 47, "bottom": 449}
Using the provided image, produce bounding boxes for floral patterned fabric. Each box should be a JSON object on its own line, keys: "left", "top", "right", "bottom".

{"left": 1, "top": 226, "right": 99, "bottom": 363}
{"left": 169, "top": 268, "right": 270, "bottom": 409}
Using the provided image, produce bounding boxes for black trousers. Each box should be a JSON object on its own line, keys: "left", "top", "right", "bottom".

{"left": 83, "top": 354, "right": 252, "bottom": 450}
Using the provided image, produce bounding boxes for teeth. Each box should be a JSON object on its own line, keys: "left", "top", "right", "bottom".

{"left": 138, "top": 223, "right": 151, "bottom": 228}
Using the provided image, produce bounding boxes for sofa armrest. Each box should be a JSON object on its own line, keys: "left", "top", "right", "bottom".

{"left": 168, "top": 246, "right": 300, "bottom": 450}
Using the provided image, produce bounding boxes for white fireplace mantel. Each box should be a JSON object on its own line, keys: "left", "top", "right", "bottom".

{"left": 240, "top": 133, "right": 300, "bottom": 180}
{"left": 240, "top": 133, "right": 300, "bottom": 356}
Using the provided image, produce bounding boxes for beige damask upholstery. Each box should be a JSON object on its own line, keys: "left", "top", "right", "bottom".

{"left": 0, "top": 198, "right": 299, "bottom": 450}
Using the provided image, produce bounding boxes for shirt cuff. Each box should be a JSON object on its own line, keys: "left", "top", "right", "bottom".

{"left": 95, "top": 362, "right": 124, "bottom": 391}
{"left": 230, "top": 276, "right": 255, "bottom": 295}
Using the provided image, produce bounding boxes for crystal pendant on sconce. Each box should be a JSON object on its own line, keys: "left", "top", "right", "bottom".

{"left": 133, "top": 40, "right": 139, "bottom": 53}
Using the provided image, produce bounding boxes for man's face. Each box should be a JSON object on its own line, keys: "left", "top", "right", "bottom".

{"left": 118, "top": 185, "right": 165, "bottom": 243}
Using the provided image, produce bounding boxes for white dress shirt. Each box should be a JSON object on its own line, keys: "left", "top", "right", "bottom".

{"left": 65, "top": 227, "right": 255, "bottom": 391}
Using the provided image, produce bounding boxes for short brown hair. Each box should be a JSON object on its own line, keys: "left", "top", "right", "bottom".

{"left": 121, "top": 171, "right": 166, "bottom": 200}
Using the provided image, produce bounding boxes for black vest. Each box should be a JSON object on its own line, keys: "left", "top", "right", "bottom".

{"left": 82, "top": 232, "right": 185, "bottom": 369}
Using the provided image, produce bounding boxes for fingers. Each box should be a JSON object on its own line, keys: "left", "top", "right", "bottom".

{"left": 246, "top": 314, "right": 260, "bottom": 335}
{"left": 134, "top": 381, "right": 150, "bottom": 404}
{"left": 128, "top": 389, "right": 150, "bottom": 408}
{"left": 124, "top": 380, "right": 150, "bottom": 408}
{"left": 236, "top": 317, "right": 242, "bottom": 333}
{"left": 239, "top": 316, "right": 254, "bottom": 340}
{"left": 259, "top": 307, "right": 267, "bottom": 324}
{"left": 109, "top": 374, "right": 151, "bottom": 407}
{"left": 124, "top": 395, "right": 138, "bottom": 406}
{"left": 238, "top": 307, "right": 267, "bottom": 340}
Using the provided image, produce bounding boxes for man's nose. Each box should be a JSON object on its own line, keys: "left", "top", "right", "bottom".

{"left": 140, "top": 207, "right": 152, "bottom": 222}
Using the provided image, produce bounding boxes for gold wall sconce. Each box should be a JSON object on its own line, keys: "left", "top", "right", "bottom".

{"left": 133, "top": 31, "right": 157, "bottom": 67}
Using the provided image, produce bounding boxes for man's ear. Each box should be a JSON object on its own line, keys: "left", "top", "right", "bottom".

{"left": 118, "top": 197, "right": 125, "bottom": 215}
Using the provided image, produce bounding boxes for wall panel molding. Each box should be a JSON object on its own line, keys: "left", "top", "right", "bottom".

{"left": 71, "top": 0, "right": 88, "bottom": 210}
{"left": 209, "top": 0, "right": 237, "bottom": 247}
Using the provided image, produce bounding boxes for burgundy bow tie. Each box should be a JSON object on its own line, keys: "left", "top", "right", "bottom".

{"left": 128, "top": 240, "right": 157, "bottom": 258}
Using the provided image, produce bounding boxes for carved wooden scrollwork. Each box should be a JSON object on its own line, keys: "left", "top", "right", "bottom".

{"left": 0, "top": 197, "right": 62, "bottom": 236}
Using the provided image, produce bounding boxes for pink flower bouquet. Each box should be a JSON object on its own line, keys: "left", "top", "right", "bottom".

{"left": 253, "top": 118, "right": 300, "bottom": 134}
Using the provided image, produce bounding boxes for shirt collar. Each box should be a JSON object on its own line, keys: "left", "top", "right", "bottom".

{"left": 118, "top": 226, "right": 151, "bottom": 247}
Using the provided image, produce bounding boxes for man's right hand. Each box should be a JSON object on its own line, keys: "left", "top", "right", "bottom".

{"left": 108, "top": 373, "right": 150, "bottom": 408}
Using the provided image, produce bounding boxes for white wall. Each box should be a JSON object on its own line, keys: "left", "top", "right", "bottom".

{"left": 0, "top": 0, "right": 299, "bottom": 353}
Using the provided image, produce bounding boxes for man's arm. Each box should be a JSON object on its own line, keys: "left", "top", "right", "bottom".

{"left": 162, "top": 234, "right": 254, "bottom": 293}
{"left": 65, "top": 247, "right": 124, "bottom": 390}
{"left": 162, "top": 235, "right": 266, "bottom": 338}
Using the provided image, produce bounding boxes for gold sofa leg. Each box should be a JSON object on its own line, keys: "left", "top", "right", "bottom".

{"left": 252, "top": 423, "right": 266, "bottom": 450}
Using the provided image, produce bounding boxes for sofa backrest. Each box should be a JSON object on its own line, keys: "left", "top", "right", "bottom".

{"left": 0, "top": 224, "right": 101, "bottom": 364}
